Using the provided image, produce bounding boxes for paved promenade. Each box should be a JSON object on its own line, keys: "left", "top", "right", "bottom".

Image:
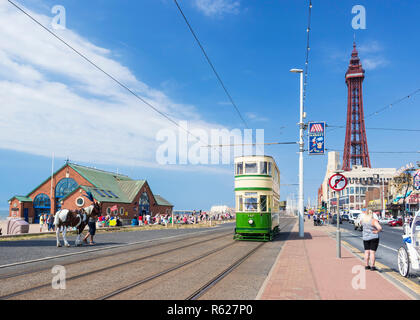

{"left": 258, "top": 219, "right": 414, "bottom": 300}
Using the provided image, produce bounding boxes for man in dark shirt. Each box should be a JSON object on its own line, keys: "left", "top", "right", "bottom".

{"left": 83, "top": 216, "right": 97, "bottom": 245}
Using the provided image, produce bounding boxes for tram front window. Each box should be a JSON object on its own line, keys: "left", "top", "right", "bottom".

{"left": 236, "top": 162, "right": 243, "bottom": 175}
{"left": 245, "top": 162, "right": 258, "bottom": 174}
{"left": 260, "top": 162, "right": 268, "bottom": 174}
{"left": 244, "top": 197, "right": 258, "bottom": 212}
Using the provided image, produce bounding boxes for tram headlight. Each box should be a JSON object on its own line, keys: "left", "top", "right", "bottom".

{"left": 248, "top": 219, "right": 254, "bottom": 225}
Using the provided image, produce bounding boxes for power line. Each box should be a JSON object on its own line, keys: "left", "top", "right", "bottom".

{"left": 326, "top": 149, "right": 419, "bottom": 154}
{"left": 201, "top": 142, "right": 297, "bottom": 148}
{"left": 328, "top": 87, "right": 420, "bottom": 133}
{"left": 365, "top": 88, "right": 420, "bottom": 119}
{"left": 303, "top": 0, "right": 312, "bottom": 108}
{"left": 327, "top": 125, "right": 420, "bottom": 132}
{"left": 8, "top": 0, "right": 209, "bottom": 146}
{"left": 173, "top": 0, "right": 249, "bottom": 129}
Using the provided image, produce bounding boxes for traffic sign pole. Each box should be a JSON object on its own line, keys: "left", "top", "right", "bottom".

{"left": 329, "top": 172, "right": 348, "bottom": 258}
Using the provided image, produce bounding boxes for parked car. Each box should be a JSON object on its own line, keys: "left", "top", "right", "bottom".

{"left": 341, "top": 214, "right": 350, "bottom": 222}
{"left": 349, "top": 212, "right": 361, "bottom": 224}
{"left": 388, "top": 218, "right": 403, "bottom": 227}
{"left": 331, "top": 214, "right": 342, "bottom": 224}
{"left": 354, "top": 215, "right": 363, "bottom": 231}
{"left": 379, "top": 217, "right": 394, "bottom": 224}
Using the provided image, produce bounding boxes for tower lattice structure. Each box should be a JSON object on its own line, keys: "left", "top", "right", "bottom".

{"left": 342, "top": 42, "right": 371, "bottom": 171}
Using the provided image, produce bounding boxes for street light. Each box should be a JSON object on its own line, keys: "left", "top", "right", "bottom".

{"left": 290, "top": 68, "right": 304, "bottom": 238}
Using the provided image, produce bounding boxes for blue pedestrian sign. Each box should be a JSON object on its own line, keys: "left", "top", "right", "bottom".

{"left": 308, "top": 122, "right": 325, "bottom": 155}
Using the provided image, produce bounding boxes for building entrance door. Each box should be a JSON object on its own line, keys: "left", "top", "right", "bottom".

{"left": 24, "top": 208, "right": 28, "bottom": 222}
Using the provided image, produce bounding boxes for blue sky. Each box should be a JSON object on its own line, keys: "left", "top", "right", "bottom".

{"left": 0, "top": 0, "right": 419, "bottom": 210}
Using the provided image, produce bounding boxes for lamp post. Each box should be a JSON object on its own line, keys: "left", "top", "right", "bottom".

{"left": 290, "top": 68, "right": 304, "bottom": 238}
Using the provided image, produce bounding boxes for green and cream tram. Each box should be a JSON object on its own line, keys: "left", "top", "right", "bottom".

{"left": 234, "top": 155, "right": 280, "bottom": 241}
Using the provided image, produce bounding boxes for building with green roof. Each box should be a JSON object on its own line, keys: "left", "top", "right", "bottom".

{"left": 8, "top": 162, "right": 173, "bottom": 224}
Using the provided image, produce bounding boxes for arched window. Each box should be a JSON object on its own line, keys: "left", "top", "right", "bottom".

{"left": 139, "top": 192, "right": 150, "bottom": 215}
{"left": 33, "top": 193, "right": 51, "bottom": 224}
{"left": 34, "top": 193, "right": 51, "bottom": 208}
{"left": 55, "top": 178, "right": 78, "bottom": 209}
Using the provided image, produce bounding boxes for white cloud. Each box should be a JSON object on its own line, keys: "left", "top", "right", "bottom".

{"left": 246, "top": 112, "right": 268, "bottom": 122}
{"left": 362, "top": 57, "right": 388, "bottom": 71}
{"left": 194, "top": 0, "right": 240, "bottom": 17}
{"left": 0, "top": 1, "right": 232, "bottom": 173}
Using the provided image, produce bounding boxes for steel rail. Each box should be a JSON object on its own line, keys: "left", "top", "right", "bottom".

{"left": 0, "top": 228, "right": 231, "bottom": 280}
{"left": 97, "top": 241, "right": 237, "bottom": 300}
{"left": 0, "top": 226, "right": 231, "bottom": 270}
{"left": 99, "top": 218, "right": 294, "bottom": 300}
{"left": 186, "top": 242, "right": 264, "bottom": 300}
{"left": 0, "top": 232, "right": 232, "bottom": 300}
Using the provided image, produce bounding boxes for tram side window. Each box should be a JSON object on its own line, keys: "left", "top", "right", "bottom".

{"left": 238, "top": 196, "right": 243, "bottom": 211}
{"left": 268, "top": 162, "right": 272, "bottom": 176}
{"left": 260, "top": 195, "right": 267, "bottom": 212}
{"left": 236, "top": 162, "right": 243, "bottom": 175}
{"left": 245, "top": 162, "right": 258, "bottom": 174}
{"left": 260, "top": 162, "right": 268, "bottom": 174}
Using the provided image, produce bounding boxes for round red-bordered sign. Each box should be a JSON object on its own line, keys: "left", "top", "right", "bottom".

{"left": 329, "top": 173, "right": 348, "bottom": 191}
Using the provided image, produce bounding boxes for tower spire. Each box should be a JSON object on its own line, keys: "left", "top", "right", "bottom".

{"left": 342, "top": 41, "right": 371, "bottom": 171}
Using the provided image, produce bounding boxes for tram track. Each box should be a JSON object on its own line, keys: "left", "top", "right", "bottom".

{"left": 0, "top": 231, "right": 233, "bottom": 300}
{"left": 186, "top": 242, "right": 264, "bottom": 300}
{"left": 98, "top": 218, "right": 294, "bottom": 300}
{"left": 0, "top": 227, "right": 231, "bottom": 271}
{"left": 97, "top": 241, "right": 238, "bottom": 300}
{"left": 0, "top": 228, "right": 232, "bottom": 280}
{"left": 1, "top": 218, "right": 295, "bottom": 300}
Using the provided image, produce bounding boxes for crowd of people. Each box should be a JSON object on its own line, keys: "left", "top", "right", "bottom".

{"left": 38, "top": 214, "right": 55, "bottom": 232}
{"left": 36, "top": 209, "right": 235, "bottom": 234}
{"left": 130, "top": 210, "right": 234, "bottom": 227}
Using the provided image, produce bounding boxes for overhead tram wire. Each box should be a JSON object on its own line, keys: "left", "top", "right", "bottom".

{"left": 201, "top": 142, "right": 297, "bottom": 148}
{"left": 7, "top": 0, "right": 209, "bottom": 147}
{"left": 326, "top": 125, "right": 420, "bottom": 132}
{"left": 303, "top": 0, "right": 312, "bottom": 109}
{"left": 327, "top": 87, "right": 420, "bottom": 133}
{"left": 325, "top": 148, "right": 419, "bottom": 154}
{"left": 173, "top": 0, "right": 249, "bottom": 129}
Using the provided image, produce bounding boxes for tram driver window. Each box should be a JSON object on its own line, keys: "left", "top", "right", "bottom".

{"left": 244, "top": 197, "right": 258, "bottom": 212}
{"left": 245, "top": 162, "right": 258, "bottom": 174}
{"left": 236, "top": 162, "right": 243, "bottom": 175}
{"left": 260, "top": 162, "right": 268, "bottom": 174}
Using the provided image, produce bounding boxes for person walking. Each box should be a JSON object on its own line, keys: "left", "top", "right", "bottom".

{"left": 39, "top": 214, "right": 44, "bottom": 232}
{"left": 83, "top": 215, "right": 98, "bottom": 245}
{"left": 47, "top": 214, "right": 54, "bottom": 231}
{"left": 362, "top": 210, "right": 382, "bottom": 271}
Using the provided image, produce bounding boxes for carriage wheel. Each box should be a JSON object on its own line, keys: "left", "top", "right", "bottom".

{"left": 398, "top": 246, "right": 410, "bottom": 277}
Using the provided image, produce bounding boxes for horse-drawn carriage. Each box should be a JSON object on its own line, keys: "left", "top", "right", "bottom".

{"left": 397, "top": 210, "right": 420, "bottom": 277}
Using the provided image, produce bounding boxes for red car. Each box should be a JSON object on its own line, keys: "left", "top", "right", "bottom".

{"left": 388, "top": 218, "right": 403, "bottom": 227}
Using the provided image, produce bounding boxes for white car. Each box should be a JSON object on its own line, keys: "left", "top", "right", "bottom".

{"left": 379, "top": 217, "right": 394, "bottom": 224}
{"left": 354, "top": 215, "right": 363, "bottom": 231}
{"left": 349, "top": 212, "right": 360, "bottom": 224}
{"left": 355, "top": 213, "right": 380, "bottom": 230}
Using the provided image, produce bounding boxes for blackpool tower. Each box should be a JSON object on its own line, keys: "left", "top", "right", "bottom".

{"left": 342, "top": 42, "right": 371, "bottom": 171}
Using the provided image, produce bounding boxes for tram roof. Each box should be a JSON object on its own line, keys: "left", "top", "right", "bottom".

{"left": 234, "top": 155, "right": 275, "bottom": 160}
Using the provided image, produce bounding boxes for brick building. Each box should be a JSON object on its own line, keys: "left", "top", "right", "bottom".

{"left": 8, "top": 162, "right": 173, "bottom": 224}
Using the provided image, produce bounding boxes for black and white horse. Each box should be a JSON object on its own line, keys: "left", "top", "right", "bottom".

{"left": 54, "top": 201, "right": 101, "bottom": 247}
